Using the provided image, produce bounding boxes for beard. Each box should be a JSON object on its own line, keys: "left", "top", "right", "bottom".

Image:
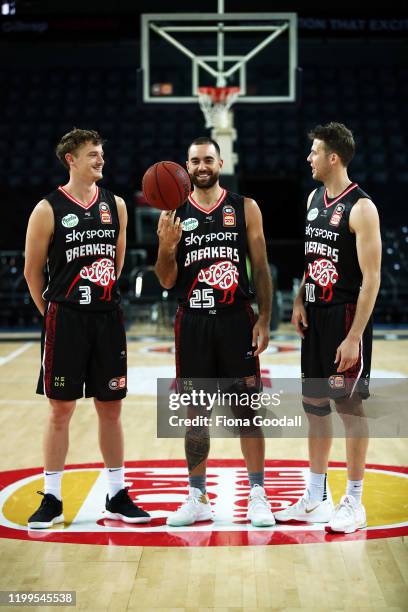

{"left": 190, "top": 171, "right": 219, "bottom": 189}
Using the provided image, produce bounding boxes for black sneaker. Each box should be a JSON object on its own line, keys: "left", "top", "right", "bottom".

{"left": 104, "top": 488, "right": 151, "bottom": 523}
{"left": 27, "top": 491, "right": 64, "bottom": 529}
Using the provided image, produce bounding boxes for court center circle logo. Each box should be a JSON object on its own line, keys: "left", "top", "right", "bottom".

{"left": 0, "top": 460, "right": 406, "bottom": 547}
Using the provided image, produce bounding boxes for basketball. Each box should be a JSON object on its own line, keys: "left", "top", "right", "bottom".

{"left": 142, "top": 161, "right": 191, "bottom": 210}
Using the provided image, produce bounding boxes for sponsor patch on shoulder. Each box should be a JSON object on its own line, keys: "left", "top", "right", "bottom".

{"left": 329, "top": 203, "right": 345, "bottom": 227}
{"left": 223, "top": 205, "right": 236, "bottom": 227}
{"left": 99, "top": 202, "right": 112, "bottom": 224}
{"left": 307, "top": 207, "right": 319, "bottom": 222}
{"left": 62, "top": 213, "right": 79, "bottom": 228}
{"left": 182, "top": 218, "right": 199, "bottom": 231}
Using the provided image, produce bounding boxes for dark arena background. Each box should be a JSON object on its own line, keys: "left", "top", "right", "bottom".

{"left": 0, "top": 1, "right": 407, "bottom": 610}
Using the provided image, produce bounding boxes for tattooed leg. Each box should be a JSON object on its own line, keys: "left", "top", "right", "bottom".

{"left": 185, "top": 426, "right": 210, "bottom": 474}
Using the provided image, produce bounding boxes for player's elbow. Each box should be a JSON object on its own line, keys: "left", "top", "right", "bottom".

{"left": 154, "top": 266, "right": 176, "bottom": 290}
{"left": 24, "top": 264, "right": 36, "bottom": 284}
{"left": 159, "top": 277, "right": 176, "bottom": 290}
{"left": 362, "top": 270, "right": 381, "bottom": 292}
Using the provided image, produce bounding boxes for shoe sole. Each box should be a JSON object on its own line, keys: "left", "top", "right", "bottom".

{"left": 248, "top": 519, "right": 276, "bottom": 527}
{"left": 166, "top": 512, "right": 214, "bottom": 527}
{"left": 275, "top": 516, "right": 331, "bottom": 523}
{"left": 103, "top": 511, "right": 151, "bottom": 523}
{"left": 325, "top": 522, "right": 367, "bottom": 534}
{"left": 27, "top": 514, "right": 65, "bottom": 529}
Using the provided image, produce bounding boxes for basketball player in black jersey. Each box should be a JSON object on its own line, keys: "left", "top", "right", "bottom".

{"left": 155, "top": 137, "right": 275, "bottom": 527}
{"left": 24, "top": 128, "right": 150, "bottom": 528}
{"left": 275, "top": 123, "right": 381, "bottom": 533}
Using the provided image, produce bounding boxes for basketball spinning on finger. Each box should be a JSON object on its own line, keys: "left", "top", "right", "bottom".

{"left": 142, "top": 161, "right": 191, "bottom": 210}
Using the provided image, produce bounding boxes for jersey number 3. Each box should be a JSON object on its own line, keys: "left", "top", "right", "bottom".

{"left": 79, "top": 285, "right": 91, "bottom": 305}
{"left": 189, "top": 288, "right": 215, "bottom": 308}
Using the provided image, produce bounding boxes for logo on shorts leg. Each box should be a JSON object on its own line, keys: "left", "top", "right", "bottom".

{"left": 109, "top": 376, "right": 126, "bottom": 390}
{"left": 328, "top": 375, "right": 345, "bottom": 389}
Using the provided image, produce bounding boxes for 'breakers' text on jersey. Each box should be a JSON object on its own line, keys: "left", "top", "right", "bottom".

{"left": 42, "top": 186, "right": 121, "bottom": 311}
{"left": 304, "top": 182, "right": 371, "bottom": 306}
{"left": 175, "top": 190, "right": 252, "bottom": 310}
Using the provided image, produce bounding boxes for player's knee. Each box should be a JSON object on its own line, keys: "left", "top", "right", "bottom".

{"left": 334, "top": 396, "right": 364, "bottom": 417}
{"left": 94, "top": 399, "right": 122, "bottom": 422}
{"left": 48, "top": 400, "right": 75, "bottom": 428}
{"left": 302, "top": 400, "right": 331, "bottom": 417}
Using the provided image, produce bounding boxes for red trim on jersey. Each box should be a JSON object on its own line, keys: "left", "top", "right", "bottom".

{"left": 188, "top": 189, "right": 227, "bottom": 214}
{"left": 174, "top": 306, "right": 184, "bottom": 378}
{"left": 344, "top": 303, "right": 363, "bottom": 395}
{"left": 245, "top": 302, "right": 261, "bottom": 379}
{"left": 324, "top": 183, "right": 358, "bottom": 208}
{"left": 58, "top": 185, "right": 99, "bottom": 210}
{"left": 43, "top": 302, "right": 58, "bottom": 397}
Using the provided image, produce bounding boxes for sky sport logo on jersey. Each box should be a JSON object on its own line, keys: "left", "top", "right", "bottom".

{"left": 61, "top": 213, "right": 79, "bottom": 228}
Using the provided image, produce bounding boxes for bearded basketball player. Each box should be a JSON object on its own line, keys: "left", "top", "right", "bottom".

{"left": 155, "top": 136, "right": 275, "bottom": 528}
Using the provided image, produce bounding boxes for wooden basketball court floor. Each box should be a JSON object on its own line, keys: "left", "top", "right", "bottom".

{"left": 0, "top": 326, "right": 407, "bottom": 611}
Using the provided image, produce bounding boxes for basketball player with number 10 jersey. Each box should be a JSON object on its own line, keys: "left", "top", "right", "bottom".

{"left": 275, "top": 123, "right": 382, "bottom": 534}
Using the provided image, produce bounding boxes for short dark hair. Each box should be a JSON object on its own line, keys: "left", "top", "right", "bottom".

{"left": 308, "top": 122, "right": 355, "bottom": 167}
{"left": 56, "top": 128, "right": 105, "bottom": 169}
{"left": 188, "top": 136, "right": 221, "bottom": 158}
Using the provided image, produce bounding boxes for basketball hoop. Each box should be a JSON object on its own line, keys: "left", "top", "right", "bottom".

{"left": 198, "top": 86, "right": 240, "bottom": 130}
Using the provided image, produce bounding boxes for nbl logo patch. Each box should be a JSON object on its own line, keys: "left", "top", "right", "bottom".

{"left": 109, "top": 376, "right": 126, "bottom": 390}
{"left": 328, "top": 375, "right": 345, "bottom": 389}
{"left": 99, "top": 202, "right": 112, "bottom": 224}
{"left": 223, "top": 205, "right": 236, "bottom": 227}
{"left": 329, "top": 203, "right": 345, "bottom": 227}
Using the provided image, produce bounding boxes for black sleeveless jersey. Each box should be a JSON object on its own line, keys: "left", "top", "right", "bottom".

{"left": 42, "top": 186, "right": 121, "bottom": 311}
{"left": 175, "top": 190, "right": 253, "bottom": 310}
{"left": 304, "top": 182, "right": 371, "bottom": 306}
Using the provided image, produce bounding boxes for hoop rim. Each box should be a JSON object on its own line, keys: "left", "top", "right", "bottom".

{"left": 197, "top": 86, "right": 240, "bottom": 103}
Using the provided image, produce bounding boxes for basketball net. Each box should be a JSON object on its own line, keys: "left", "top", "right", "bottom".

{"left": 197, "top": 86, "right": 240, "bottom": 130}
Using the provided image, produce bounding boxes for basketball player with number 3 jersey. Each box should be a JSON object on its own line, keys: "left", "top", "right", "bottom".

{"left": 155, "top": 137, "right": 275, "bottom": 528}
{"left": 24, "top": 128, "right": 150, "bottom": 529}
{"left": 275, "top": 123, "right": 382, "bottom": 533}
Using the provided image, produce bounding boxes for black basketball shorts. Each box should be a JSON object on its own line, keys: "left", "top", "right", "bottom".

{"left": 37, "top": 302, "right": 127, "bottom": 401}
{"left": 301, "top": 303, "right": 372, "bottom": 400}
{"left": 175, "top": 303, "right": 260, "bottom": 381}
{"left": 174, "top": 304, "right": 263, "bottom": 431}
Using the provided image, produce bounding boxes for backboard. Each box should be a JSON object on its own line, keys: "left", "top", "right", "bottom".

{"left": 141, "top": 12, "right": 298, "bottom": 104}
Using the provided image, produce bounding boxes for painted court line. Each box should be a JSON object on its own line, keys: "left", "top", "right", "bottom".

{"left": 0, "top": 342, "right": 33, "bottom": 366}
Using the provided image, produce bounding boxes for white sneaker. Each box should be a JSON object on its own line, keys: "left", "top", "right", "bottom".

{"left": 326, "top": 495, "right": 367, "bottom": 533}
{"left": 246, "top": 485, "right": 275, "bottom": 527}
{"left": 166, "top": 487, "right": 214, "bottom": 527}
{"left": 274, "top": 490, "right": 334, "bottom": 523}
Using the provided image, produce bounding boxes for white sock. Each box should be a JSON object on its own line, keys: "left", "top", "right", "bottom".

{"left": 104, "top": 467, "right": 125, "bottom": 499}
{"left": 44, "top": 470, "right": 63, "bottom": 501}
{"left": 307, "top": 472, "right": 327, "bottom": 502}
{"left": 346, "top": 479, "right": 363, "bottom": 504}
